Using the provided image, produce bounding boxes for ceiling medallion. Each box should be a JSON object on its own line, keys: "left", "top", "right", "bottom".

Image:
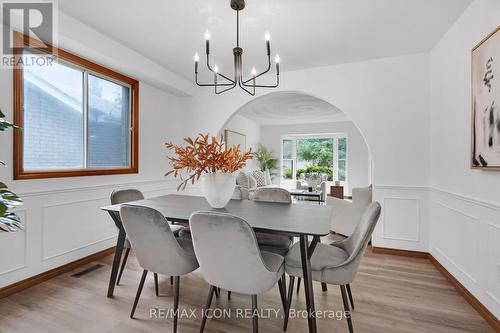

{"left": 193, "top": 0, "right": 280, "bottom": 95}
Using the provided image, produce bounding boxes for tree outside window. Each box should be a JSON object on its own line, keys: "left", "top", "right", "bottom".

{"left": 281, "top": 135, "right": 347, "bottom": 185}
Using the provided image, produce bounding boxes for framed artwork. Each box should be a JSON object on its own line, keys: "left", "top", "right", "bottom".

{"left": 224, "top": 129, "right": 246, "bottom": 152}
{"left": 471, "top": 26, "right": 500, "bottom": 169}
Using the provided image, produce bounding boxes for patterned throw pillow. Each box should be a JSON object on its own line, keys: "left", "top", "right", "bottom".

{"left": 236, "top": 171, "right": 250, "bottom": 189}
{"left": 248, "top": 174, "right": 258, "bottom": 189}
{"left": 252, "top": 170, "right": 266, "bottom": 187}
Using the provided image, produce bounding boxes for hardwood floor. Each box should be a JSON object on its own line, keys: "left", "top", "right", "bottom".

{"left": 0, "top": 244, "right": 494, "bottom": 333}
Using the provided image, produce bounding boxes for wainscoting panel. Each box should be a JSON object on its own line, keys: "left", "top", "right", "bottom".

{"left": 41, "top": 197, "right": 116, "bottom": 261}
{"left": 430, "top": 188, "right": 500, "bottom": 320}
{"left": 431, "top": 201, "right": 480, "bottom": 285}
{"left": 0, "top": 210, "right": 27, "bottom": 275}
{"left": 382, "top": 197, "right": 420, "bottom": 242}
{"left": 0, "top": 179, "right": 185, "bottom": 288}
{"left": 486, "top": 222, "right": 500, "bottom": 309}
{"left": 372, "top": 185, "right": 429, "bottom": 252}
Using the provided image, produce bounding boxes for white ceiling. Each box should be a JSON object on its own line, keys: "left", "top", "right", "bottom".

{"left": 234, "top": 91, "right": 347, "bottom": 125}
{"left": 59, "top": 0, "right": 472, "bottom": 82}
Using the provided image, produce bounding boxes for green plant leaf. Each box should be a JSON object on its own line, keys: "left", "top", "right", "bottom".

{"left": 0, "top": 213, "right": 24, "bottom": 231}
{"left": 254, "top": 143, "right": 278, "bottom": 175}
{"left": 0, "top": 201, "right": 7, "bottom": 216}
{"left": 0, "top": 109, "right": 19, "bottom": 131}
{"left": 0, "top": 108, "right": 24, "bottom": 232}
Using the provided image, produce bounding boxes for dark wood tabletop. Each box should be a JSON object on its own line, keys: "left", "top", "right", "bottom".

{"left": 101, "top": 194, "right": 332, "bottom": 236}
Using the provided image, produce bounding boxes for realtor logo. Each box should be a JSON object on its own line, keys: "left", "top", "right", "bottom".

{"left": 1, "top": 0, "right": 57, "bottom": 68}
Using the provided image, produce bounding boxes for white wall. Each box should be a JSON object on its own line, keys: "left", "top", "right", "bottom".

{"left": 0, "top": 13, "right": 194, "bottom": 287}
{"left": 222, "top": 114, "right": 261, "bottom": 171}
{"left": 259, "top": 121, "right": 370, "bottom": 195}
{"left": 6, "top": 7, "right": 499, "bottom": 323}
{"left": 429, "top": 0, "right": 500, "bottom": 319}
{"left": 183, "top": 53, "right": 431, "bottom": 252}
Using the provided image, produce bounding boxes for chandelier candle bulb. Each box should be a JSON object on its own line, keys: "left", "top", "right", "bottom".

{"left": 265, "top": 32, "right": 271, "bottom": 55}
{"left": 251, "top": 67, "right": 257, "bottom": 76}
{"left": 205, "top": 30, "right": 210, "bottom": 54}
{"left": 194, "top": 53, "right": 199, "bottom": 73}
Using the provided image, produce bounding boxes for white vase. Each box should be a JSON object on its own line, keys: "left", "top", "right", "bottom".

{"left": 201, "top": 172, "right": 236, "bottom": 208}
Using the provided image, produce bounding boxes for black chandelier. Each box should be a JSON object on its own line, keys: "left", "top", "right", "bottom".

{"left": 194, "top": 0, "right": 280, "bottom": 95}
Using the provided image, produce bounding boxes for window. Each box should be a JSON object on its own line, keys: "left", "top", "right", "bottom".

{"left": 337, "top": 137, "right": 347, "bottom": 182}
{"left": 13, "top": 33, "right": 139, "bottom": 179}
{"left": 282, "top": 139, "right": 294, "bottom": 180}
{"left": 280, "top": 134, "right": 348, "bottom": 186}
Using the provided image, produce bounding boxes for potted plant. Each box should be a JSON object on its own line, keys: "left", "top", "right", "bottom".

{"left": 0, "top": 109, "right": 23, "bottom": 232}
{"left": 254, "top": 143, "right": 278, "bottom": 175}
{"left": 165, "top": 134, "right": 252, "bottom": 208}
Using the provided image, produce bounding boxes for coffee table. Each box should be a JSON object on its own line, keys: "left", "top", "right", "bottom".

{"left": 289, "top": 189, "right": 323, "bottom": 204}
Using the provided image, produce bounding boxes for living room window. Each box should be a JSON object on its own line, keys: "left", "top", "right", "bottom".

{"left": 280, "top": 134, "right": 348, "bottom": 186}
{"left": 13, "top": 33, "right": 139, "bottom": 179}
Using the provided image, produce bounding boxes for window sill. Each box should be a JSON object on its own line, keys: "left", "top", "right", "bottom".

{"left": 14, "top": 167, "right": 139, "bottom": 180}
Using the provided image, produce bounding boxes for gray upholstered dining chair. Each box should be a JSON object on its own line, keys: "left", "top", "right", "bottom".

{"left": 253, "top": 187, "right": 292, "bottom": 203}
{"left": 120, "top": 205, "right": 199, "bottom": 332}
{"left": 283, "top": 202, "right": 381, "bottom": 333}
{"left": 189, "top": 211, "right": 287, "bottom": 333}
{"left": 252, "top": 188, "right": 294, "bottom": 256}
{"left": 328, "top": 185, "right": 372, "bottom": 236}
{"left": 110, "top": 189, "right": 182, "bottom": 291}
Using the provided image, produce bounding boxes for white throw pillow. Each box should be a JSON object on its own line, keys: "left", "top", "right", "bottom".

{"left": 248, "top": 174, "right": 258, "bottom": 189}
{"left": 236, "top": 171, "right": 250, "bottom": 189}
{"left": 252, "top": 170, "right": 266, "bottom": 187}
{"left": 263, "top": 169, "right": 272, "bottom": 185}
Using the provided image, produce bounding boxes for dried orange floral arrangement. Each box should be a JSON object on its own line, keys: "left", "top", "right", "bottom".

{"left": 165, "top": 133, "right": 253, "bottom": 190}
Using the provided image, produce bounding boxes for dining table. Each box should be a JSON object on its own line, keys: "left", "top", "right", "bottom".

{"left": 101, "top": 194, "right": 333, "bottom": 333}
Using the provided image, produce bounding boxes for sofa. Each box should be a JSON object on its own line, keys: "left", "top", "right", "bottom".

{"left": 233, "top": 170, "right": 278, "bottom": 200}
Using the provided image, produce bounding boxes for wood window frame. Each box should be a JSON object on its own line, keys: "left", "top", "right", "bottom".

{"left": 13, "top": 32, "right": 139, "bottom": 180}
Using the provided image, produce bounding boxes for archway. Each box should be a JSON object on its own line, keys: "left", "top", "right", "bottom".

{"left": 218, "top": 91, "right": 373, "bottom": 194}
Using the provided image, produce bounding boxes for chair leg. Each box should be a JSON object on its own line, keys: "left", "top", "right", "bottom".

{"left": 346, "top": 284, "right": 354, "bottom": 309}
{"left": 200, "top": 285, "right": 215, "bottom": 333}
{"left": 251, "top": 295, "right": 258, "bottom": 333}
{"left": 321, "top": 282, "right": 328, "bottom": 292}
{"left": 277, "top": 278, "right": 286, "bottom": 313}
{"left": 116, "top": 247, "right": 130, "bottom": 285}
{"left": 228, "top": 291, "right": 231, "bottom": 301}
{"left": 296, "top": 277, "right": 301, "bottom": 294}
{"left": 214, "top": 287, "right": 220, "bottom": 299}
{"left": 173, "top": 276, "right": 180, "bottom": 333}
{"left": 154, "top": 273, "right": 159, "bottom": 297}
{"left": 283, "top": 276, "right": 295, "bottom": 331}
{"left": 281, "top": 273, "right": 287, "bottom": 299}
{"left": 170, "top": 276, "right": 174, "bottom": 285}
{"left": 340, "top": 285, "right": 354, "bottom": 333}
{"left": 130, "top": 269, "right": 148, "bottom": 318}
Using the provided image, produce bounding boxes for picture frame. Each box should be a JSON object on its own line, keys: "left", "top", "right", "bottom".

{"left": 224, "top": 129, "right": 246, "bottom": 152}
{"left": 471, "top": 25, "right": 500, "bottom": 170}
